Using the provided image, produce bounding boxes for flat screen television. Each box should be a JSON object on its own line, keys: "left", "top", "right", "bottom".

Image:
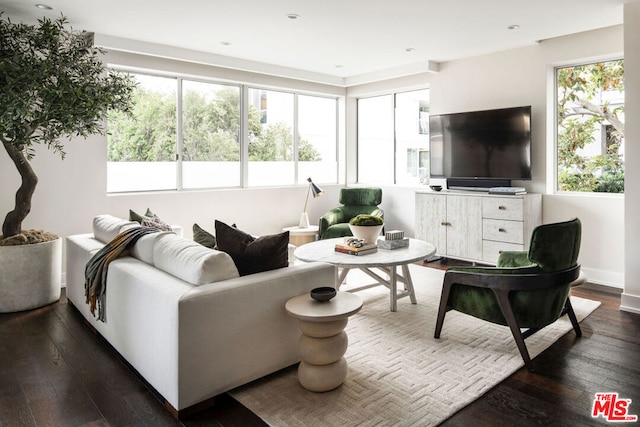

{"left": 429, "top": 106, "right": 532, "bottom": 190}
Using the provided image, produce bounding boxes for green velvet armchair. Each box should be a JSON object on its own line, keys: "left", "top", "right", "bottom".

{"left": 434, "top": 218, "right": 583, "bottom": 371}
{"left": 319, "top": 187, "right": 383, "bottom": 239}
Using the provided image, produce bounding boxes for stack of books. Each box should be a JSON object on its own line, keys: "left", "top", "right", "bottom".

{"left": 334, "top": 239, "right": 377, "bottom": 256}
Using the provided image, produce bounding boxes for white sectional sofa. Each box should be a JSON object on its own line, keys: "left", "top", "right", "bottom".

{"left": 65, "top": 215, "right": 335, "bottom": 418}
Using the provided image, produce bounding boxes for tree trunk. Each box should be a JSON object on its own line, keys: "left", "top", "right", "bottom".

{"left": 2, "top": 141, "right": 38, "bottom": 238}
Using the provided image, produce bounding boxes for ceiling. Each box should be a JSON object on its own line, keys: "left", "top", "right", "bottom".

{"left": 0, "top": 0, "right": 636, "bottom": 86}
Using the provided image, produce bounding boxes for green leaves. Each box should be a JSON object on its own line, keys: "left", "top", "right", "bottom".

{"left": 0, "top": 13, "right": 135, "bottom": 153}
{"left": 1, "top": 13, "right": 135, "bottom": 237}
{"left": 556, "top": 60, "right": 624, "bottom": 193}
{"left": 107, "top": 82, "right": 322, "bottom": 163}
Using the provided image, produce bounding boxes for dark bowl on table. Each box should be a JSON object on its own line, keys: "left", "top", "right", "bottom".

{"left": 310, "top": 287, "right": 337, "bottom": 302}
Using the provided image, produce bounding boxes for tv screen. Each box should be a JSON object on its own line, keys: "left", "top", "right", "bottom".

{"left": 429, "top": 106, "right": 532, "bottom": 183}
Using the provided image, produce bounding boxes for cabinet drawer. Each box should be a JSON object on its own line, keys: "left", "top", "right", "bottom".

{"left": 483, "top": 240, "right": 524, "bottom": 265}
{"left": 482, "top": 198, "right": 523, "bottom": 221}
{"left": 482, "top": 219, "right": 524, "bottom": 244}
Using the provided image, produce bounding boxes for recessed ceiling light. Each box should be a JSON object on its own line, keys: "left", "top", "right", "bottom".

{"left": 287, "top": 13, "right": 300, "bottom": 20}
{"left": 221, "top": 41, "right": 231, "bottom": 46}
{"left": 335, "top": 65, "right": 343, "bottom": 68}
{"left": 35, "top": 4, "right": 53, "bottom": 9}
{"left": 508, "top": 24, "right": 520, "bottom": 30}
{"left": 405, "top": 47, "right": 416, "bottom": 52}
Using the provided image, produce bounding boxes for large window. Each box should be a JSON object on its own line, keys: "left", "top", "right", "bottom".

{"left": 107, "top": 72, "right": 338, "bottom": 192}
{"left": 357, "top": 89, "right": 430, "bottom": 185}
{"left": 556, "top": 60, "right": 625, "bottom": 193}
{"left": 107, "top": 74, "right": 178, "bottom": 192}
{"left": 182, "top": 81, "right": 241, "bottom": 189}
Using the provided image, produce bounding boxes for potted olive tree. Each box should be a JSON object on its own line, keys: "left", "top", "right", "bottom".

{"left": 0, "top": 14, "right": 135, "bottom": 312}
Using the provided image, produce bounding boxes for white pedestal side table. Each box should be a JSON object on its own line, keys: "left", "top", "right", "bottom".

{"left": 285, "top": 291, "right": 363, "bottom": 392}
{"left": 282, "top": 225, "right": 319, "bottom": 247}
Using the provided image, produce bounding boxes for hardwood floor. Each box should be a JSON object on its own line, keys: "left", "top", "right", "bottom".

{"left": 1, "top": 260, "right": 638, "bottom": 426}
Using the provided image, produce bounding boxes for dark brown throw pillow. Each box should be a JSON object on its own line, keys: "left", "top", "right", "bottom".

{"left": 193, "top": 223, "right": 217, "bottom": 249}
{"left": 214, "top": 220, "right": 289, "bottom": 276}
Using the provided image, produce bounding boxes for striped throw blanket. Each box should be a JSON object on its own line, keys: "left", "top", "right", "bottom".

{"left": 85, "top": 226, "right": 160, "bottom": 322}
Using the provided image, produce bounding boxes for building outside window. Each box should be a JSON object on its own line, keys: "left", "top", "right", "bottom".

{"left": 556, "top": 59, "right": 624, "bottom": 193}
{"left": 357, "top": 89, "right": 430, "bottom": 185}
{"left": 107, "top": 72, "right": 338, "bottom": 192}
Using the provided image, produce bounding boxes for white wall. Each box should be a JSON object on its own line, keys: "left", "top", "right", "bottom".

{"left": 622, "top": 2, "right": 640, "bottom": 314}
{"left": 347, "top": 25, "right": 626, "bottom": 291}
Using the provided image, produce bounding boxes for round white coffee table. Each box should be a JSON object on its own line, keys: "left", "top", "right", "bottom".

{"left": 285, "top": 291, "right": 363, "bottom": 392}
{"left": 294, "top": 238, "right": 436, "bottom": 312}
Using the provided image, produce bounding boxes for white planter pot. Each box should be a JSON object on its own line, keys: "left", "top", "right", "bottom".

{"left": 0, "top": 237, "right": 62, "bottom": 313}
{"left": 348, "top": 224, "right": 384, "bottom": 244}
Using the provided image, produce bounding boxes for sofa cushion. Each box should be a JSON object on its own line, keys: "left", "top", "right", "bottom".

{"left": 153, "top": 233, "right": 239, "bottom": 285}
{"left": 193, "top": 223, "right": 217, "bottom": 249}
{"left": 130, "top": 208, "right": 173, "bottom": 231}
{"left": 129, "top": 231, "right": 174, "bottom": 265}
{"left": 215, "top": 220, "right": 289, "bottom": 276}
{"left": 93, "top": 215, "right": 138, "bottom": 243}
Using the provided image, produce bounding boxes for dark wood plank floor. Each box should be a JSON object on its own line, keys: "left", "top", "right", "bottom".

{"left": 1, "top": 260, "right": 638, "bottom": 426}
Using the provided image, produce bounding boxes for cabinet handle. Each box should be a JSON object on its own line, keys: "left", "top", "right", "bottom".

{"left": 498, "top": 206, "right": 506, "bottom": 210}
{"left": 441, "top": 222, "right": 451, "bottom": 226}
{"left": 498, "top": 228, "right": 507, "bottom": 233}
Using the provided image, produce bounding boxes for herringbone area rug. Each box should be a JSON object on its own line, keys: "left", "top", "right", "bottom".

{"left": 231, "top": 265, "right": 601, "bottom": 426}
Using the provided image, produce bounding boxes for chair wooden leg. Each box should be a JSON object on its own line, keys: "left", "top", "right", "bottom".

{"left": 564, "top": 298, "right": 582, "bottom": 337}
{"left": 494, "top": 290, "right": 535, "bottom": 372}
{"left": 434, "top": 281, "right": 453, "bottom": 339}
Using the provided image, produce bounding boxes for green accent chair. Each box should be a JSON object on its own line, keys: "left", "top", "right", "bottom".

{"left": 319, "top": 187, "right": 383, "bottom": 239}
{"left": 434, "top": 218, "right": 583, "bottom": 371}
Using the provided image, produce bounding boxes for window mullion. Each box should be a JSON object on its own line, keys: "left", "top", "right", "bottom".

{"left": 294, "top": 93, "right": 299, "bottom": 183}
{"left": 176, "top": 78, "right": 183, "bottom": 190}
{"left": 241, "top": 85, "right": 249, "bottom": 187}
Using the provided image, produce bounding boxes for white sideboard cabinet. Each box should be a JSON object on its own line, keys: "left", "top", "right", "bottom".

{"left": 415, "top": 191, "right": 542, "bottom": 265}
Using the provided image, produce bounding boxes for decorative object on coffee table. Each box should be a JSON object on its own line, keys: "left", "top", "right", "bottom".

{"left": 348, "top": 214, "right": 384, "bottom": 244}
{"left": 285, "top": 291, "right": 363, "bottom": 392}
{"left": 299, "top": 177, "right": 324, "bottom": 228}
{"left": 377, "top": 229, "right": 410, "bottom": 250}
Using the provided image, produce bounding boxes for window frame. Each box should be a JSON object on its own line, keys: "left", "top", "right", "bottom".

{"left": 553, "top": 58, "right": 625, "bottom": 195}
{"left": 106, "top": 68, "right": 340, "bottom": 193}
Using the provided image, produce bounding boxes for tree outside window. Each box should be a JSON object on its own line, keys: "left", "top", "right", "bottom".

{"left": 556, "top": 60, "right": 624, "bottom": 193}
{"left": 107, "top": 73, "right": 334, "bottom": 192}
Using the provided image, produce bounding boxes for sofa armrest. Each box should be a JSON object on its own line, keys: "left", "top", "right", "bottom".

{"left": 176, "top": 262, "right": 335, "bottom": 409}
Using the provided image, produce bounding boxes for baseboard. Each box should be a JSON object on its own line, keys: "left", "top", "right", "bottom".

{"left": 581, "top": 266, "right": 623, "bottom": 289}
{"left": 620, "top": 292, "right": 640, "bottom": 314}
